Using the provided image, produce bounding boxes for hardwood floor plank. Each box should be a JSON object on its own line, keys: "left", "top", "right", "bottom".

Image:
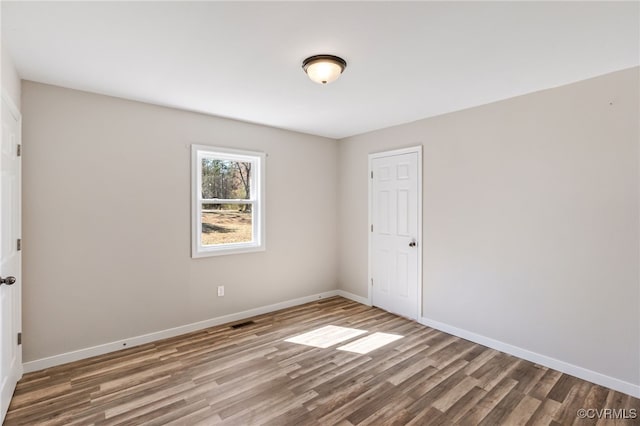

{"left": 103, "top": 380, "right": 195, "bottom": 419}
{"left": 552, "top": 380, "right": 592, "bottom": 424}
{"left": 5, "top": 297, "right": 638, "bottom": 426}
{"left": 428, "top": 339, "right": 477, "bottom": 369}
{"left": 464, "top": 347, "right": 500, "bottom": 376}
{"left": 526, "top": 397, "right": 562, "bottom": 425}
{"left": 407, "top": 358, "right": 469, "bottom": 400}
{"left": 407, "top": 368, "right": 471, "bottom": 417}
{"left": 576, "top": 385, "right": 609, "bottom": 426}
{"left": 303, "top": 380, "right": 369, "bottom": 418}
{"left": 386, "top": 353, "right": 435, "bottom": 386}
{"left": 457, "top": 377, "right": 519, "bottom": 425}
{"left": 405, "top": 406, "right": 447, "bottom": 426}
{"left": 97, "top": 399, "right": 191, "bottom": 426}
{"left": 473, "top": 353, "right": 521, "bottom": 391}
{"left": 444, "top": 385, "right": 488, "bottom": 423}
{"left": 345, "top": 380, "right": 409, "bottom": 424}
{"left": 509, "top": 360, "right": 548, "bottom": 394}
{"left": 260, "top": 406, "right": 316, "bottom": 426}
{"left": 431, "top": 375, "right": 481, "bottom": 412}
{"left": 478, "top": 387, "right": 526, "bottom": 426}
{"left": 288, "top": 354, "right": 371, "bottom": 395}
{"left": 4, "top": 386, "right": 96, "bottom": 426}
{"left": 315, "top": 381, "right": 395, "bottom": 424}
{"left": 356, "top": 393, "right": 416, "bottom": 426}
{"left": 244, "top": 389, "right": 319, "bottom": 426}
{"left": 595, "top": 390, "right": 638, "bottom": 426}
{"left": 529, "top": 368, "right": 564, "bottom": 401}
{"left": 501, "top": 394, "right": 542, "bottom": 426}
{"left": 547, "top": 373, "right": 582, "bottom": 403}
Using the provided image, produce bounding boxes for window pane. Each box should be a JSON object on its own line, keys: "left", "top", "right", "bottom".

{"left": 201, "top": 203, "right": 253, "bottom": 245}
{"left": 192, "top": 145, "right": 264, "bottom": 258}
{"left": 201, "top": 159, "right": 251, "bottom": 199}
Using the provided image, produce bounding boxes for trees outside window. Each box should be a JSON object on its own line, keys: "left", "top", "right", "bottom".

{"left": 192, "top": 145, "right": 265, "bottom": 257}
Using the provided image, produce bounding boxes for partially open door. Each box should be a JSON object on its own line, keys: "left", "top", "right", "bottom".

{"left": 1, "top": 92, "right": 23, "bottom": 422}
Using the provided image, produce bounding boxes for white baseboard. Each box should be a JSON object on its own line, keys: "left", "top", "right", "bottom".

{"left": 336, "top": 289, "right": 370, "bottom": 306}
{"left": 23, "top": 290, "right": 340, "bottom": 373}
{"left": 419, "top": 316, "right": 640, "bottom": 398}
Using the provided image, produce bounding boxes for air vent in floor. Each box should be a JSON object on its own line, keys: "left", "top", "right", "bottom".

{"left": 231, "top": 320, "right": 256, "bottom": 329}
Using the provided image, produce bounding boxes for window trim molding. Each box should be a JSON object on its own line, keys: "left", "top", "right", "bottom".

{"left": 191, "top": 144, "right": 266, "bottom": 258}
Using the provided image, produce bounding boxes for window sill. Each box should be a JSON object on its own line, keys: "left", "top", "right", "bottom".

{"left": 192, "top": 243, "right": 265, "bottom": 258}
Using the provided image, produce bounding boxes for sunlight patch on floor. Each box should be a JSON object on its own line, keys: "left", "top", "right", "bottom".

{"left": 284, "top": 325, "right": 367, "bottom": 348}
{"left": 337, "top": 332, "right": 404, "bottom": 354}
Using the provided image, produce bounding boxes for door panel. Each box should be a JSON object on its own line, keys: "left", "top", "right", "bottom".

{"left": 397, "top": 190, "right": 409, "bottom": 236}
{"left": 1, "top": 96, "right": 22, "bottom": 423}
{"left": 378, "top": 190, "right": 390, "bottom": 234}
{"left": 371, "top": 151, "right": 420, "bottom": 320}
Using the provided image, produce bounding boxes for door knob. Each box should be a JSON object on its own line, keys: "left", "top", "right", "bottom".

{"left": 0, "top": 276, "right": 16, "bottom": 286}
{"left": 409, "top": 240, "right": 417, "bottom": 247}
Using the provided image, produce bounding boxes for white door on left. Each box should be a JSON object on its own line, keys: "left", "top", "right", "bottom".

{"left": 0, "top": 94, "right": 22, "bottom": 423}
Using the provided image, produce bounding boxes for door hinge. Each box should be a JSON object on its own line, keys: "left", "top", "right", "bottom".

{"left": 17, "top": 144, "right": 21, "bottom": 157}
{"left": 17, "top": 239, "right": 21, "bottom": 251}
{"left": 370, "top": 171, "right": 373, "bottom": 179}
{"left": 371, "top": 278, "right": 374, "bottom": 287}
{"left": 370, "top": 224, "right": 373, "bottom": 232}
{"left": 17, "top": 332, "right": 22, "bottom": 345}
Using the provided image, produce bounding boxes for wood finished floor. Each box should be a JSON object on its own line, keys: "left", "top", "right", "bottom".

{"left": 5, "top": 297, "right": 639, "bottom": 426}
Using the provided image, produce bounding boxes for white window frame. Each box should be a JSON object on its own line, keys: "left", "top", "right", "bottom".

{"left": 191, "top": 144, "right": 266, "bottom": 258}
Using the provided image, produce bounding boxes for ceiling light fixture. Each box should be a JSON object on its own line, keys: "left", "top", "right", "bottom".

{"left": 302, "top": 55, "right": 347, "bottom": 85}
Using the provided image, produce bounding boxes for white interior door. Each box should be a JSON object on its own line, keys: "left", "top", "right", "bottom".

{"left": 370, "top": 148, "right": 421, "bottom": 320}
{"left": 0, "top": 94, "right": 22, "bottom": 423}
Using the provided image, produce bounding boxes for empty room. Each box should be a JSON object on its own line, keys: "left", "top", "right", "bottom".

{"left": 1, "top": 1, "right": 639, "bottom": 425}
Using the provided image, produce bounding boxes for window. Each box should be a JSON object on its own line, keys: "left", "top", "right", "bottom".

{"left": 191, "top": 145, "right": 265, "bottom": 257}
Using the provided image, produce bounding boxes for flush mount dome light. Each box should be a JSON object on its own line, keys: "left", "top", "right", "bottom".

{"left": 302, "top": 55, "right": 347, "bottom": 85}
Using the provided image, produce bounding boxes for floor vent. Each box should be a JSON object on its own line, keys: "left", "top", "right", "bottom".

{"left": 231, "top": 320, "right": 256, "bottom": 329}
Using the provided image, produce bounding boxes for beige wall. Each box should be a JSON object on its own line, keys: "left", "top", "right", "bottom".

{"left": 21, "top": 81, "right": 338, "bottom": 361}
{"left": 338, "top": 67, "right": 640, "bottom": 386}
{"left": 1, "top": 43, "right": 20, "bottom": 109}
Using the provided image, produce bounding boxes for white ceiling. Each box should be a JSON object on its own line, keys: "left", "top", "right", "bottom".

{"left": 2, "top": 1, "right": 638, "bottom": 139}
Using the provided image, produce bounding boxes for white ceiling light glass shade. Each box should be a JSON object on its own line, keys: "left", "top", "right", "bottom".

{"left": 302, "top": 55, "right": 347, "bottom": 85}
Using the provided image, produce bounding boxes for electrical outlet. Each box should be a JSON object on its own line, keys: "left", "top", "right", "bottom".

{"left": 217, "top": 286, "right": 224, "bottom": 297}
